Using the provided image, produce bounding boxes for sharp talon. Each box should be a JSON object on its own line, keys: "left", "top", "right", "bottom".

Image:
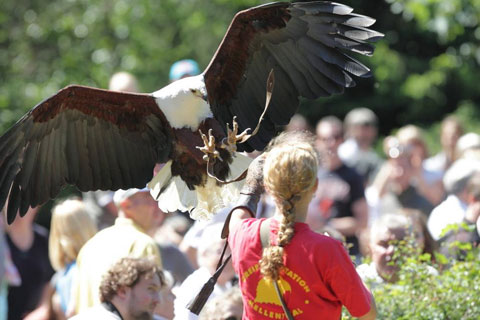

{"left": 197, "top": 128, "right": 223, "bottom": 162}
{"left": 220, "top": 116, "right": 254, "bottom": 152}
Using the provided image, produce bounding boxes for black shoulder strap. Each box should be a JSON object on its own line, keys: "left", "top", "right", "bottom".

{"left": 260, "top": 219, "right": 295, "bottom": 320}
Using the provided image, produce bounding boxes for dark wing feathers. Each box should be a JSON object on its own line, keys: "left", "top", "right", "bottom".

{"left": 0, "top": 85, "right": 173, "bottom": 223}
{"left": 295, "top": 1, "right": 354, "bottom": 15}
{"left": 204, "top": 1, "right": 382, "bottom": 152}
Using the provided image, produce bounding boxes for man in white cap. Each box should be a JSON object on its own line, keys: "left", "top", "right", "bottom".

{"left": 456, "top": 132, "right": 480, "bottom": 160}
{"left": 427, "top": 159, "right": 480, "bottom": 240}
{"left": 72, "top": 188, "right": 162, "bottom": 314}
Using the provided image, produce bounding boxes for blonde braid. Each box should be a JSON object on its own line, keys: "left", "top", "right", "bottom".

{"left": 277, "top": 196, "right": 300, "bottom": 247}
{"left": 259, "top": 135, "right": 318, "bottom": 281}
{"left": 260, "top": 196, "right": 298, "bottom": 281}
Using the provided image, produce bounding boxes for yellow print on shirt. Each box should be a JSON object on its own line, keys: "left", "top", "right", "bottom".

{"left": 241, "top": 263, "right": 260, "bottom": 282}
{"left": 241, "top": 263, "right": 309, "bottom": 317}
{"left": 255, "top": 277, "right": 291, "bottom": 305}
{"left": 248, "top": 299, "right": 305, "bottom": 319}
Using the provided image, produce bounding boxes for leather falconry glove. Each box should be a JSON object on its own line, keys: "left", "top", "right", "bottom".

{"left": 221, "top": 153, "right": 266, "bottom": 239}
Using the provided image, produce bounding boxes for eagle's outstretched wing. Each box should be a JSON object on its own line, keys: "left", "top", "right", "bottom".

{"left": 0, "top": 85, "right": 172, "bottom": 222}
{"left": 204, "top": 1, "right": 382, "bottom": 151}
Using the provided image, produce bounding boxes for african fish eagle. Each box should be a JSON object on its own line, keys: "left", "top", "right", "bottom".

{"left": 0, "top": 1, "right": 382, "bottom": 223}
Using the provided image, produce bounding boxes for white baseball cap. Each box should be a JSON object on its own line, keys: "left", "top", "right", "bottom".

{"left": 113, "top": 187, "right": 150, "bottom": 207}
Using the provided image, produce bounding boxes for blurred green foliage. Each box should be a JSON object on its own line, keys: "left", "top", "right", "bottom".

{"left": 342, "top": 232, "right": 480, "bottom": 319}
{"left": 0, "top": 0, "right": 479, "bottom": 140}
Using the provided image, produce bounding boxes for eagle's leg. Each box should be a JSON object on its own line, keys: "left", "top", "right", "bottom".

{"left": 197, "top": 129, "right": 223, "bottom": 162}
{"left": 220, "top": 116, "right": 251, "bottom": 153}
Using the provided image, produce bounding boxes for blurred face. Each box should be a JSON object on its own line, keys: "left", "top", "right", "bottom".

{"left": 407, "top": 140, "right": 427, "bottom": 162}
{"left": 370, "top": 227, "right": 406, "bottom": 282}
{"left": 155, "top": 285, "right": 175, "bottom": 320}
{"left": 388, "top": 152, "right": 413, "bottom": 187}
{"left": 200, "top": 240, "right": 235, "bottom": 285}
{"left": 351, "top": 123, "right": 377, "bottom": 148}
{"left": 316, "top": 122, "right": 343, "bottom": 158}
{"left": 441, "top": 122, "right": 462, "bottom": 151}
{"left": 126, "top": 273, "right": 162, "bottom": 320}
{"left": 123, "top": 192, "right": 163, "bottom": 233}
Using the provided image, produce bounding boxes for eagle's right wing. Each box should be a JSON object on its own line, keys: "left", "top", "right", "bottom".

{"left": 0, "top": 85, "right": 173, "bottom": 222}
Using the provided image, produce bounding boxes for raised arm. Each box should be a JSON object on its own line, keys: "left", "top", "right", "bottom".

{"left": 222, "top": 154, "right": 265, "bottom": 239}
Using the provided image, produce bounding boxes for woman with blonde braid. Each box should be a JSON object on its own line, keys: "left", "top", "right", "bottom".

{"left": 226, "top": 131, "right": 376, "bottom": 319}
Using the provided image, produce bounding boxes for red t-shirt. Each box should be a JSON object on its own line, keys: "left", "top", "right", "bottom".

{"left": 229, "top": 218, "right": 372, "bottom": 319}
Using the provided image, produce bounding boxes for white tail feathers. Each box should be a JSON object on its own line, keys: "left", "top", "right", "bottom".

{"left": 148, "top": 153, "right": 252, "bottom": 220}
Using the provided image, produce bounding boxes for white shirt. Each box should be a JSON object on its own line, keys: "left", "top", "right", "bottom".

{"left": 357, "top": 262, "right": 438, "bottom": 290}
{"left": 427, "top": 194, "right": 468, "bottom": 240}
{"left": 424, "top": 152, "right": 447, "bottom": 174}
{"left": 181, "top": 208, "right": 230, "bottom": 250}
{"left": 70, "top": 304, "right": 121, "bottom": 320}
{"left": 356, "top": 263, "right": 384, "bottom": 289}
{"left": 173, "top": 267, "right": 230, "bottom": 320}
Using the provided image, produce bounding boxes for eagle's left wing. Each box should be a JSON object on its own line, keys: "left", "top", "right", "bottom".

{"left": 203, "top": 1, "right": 383, "bottom": 152}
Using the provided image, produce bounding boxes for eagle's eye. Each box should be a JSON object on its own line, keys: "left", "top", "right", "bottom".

{"left": 190, "top": 89, "right": 198, "bottom": 94}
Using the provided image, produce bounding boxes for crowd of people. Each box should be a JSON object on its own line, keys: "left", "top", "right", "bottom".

{"left": 0, "top": 60, "right": 479, "bottom": 320}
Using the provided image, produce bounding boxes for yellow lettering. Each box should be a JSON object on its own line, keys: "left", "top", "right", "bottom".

{"left": 275, "top": 312, "right": 283, "bottom": 319}
{"left": 280, "top": 268, "right": 312, "bottom": 293}
{"left": 293, "top": 308, "right": 304, "bottom": 316}
{"left": 241, "top": 263, "right": 259, "bottom": 282}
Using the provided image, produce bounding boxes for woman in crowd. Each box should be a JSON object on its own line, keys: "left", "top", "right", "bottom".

{"left": 49, "top": 198, "right": 98, "bottom": 318}
{"left": 226, "top": 131, "right": 376, "bottom": 320}
{"left": 5, "top": 206, "right": 55, "bottom": 320}
{"left": 396, "top": 125, "right": 444, "bottom": 205}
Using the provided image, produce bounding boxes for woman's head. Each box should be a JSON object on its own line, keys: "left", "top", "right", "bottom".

{"left": 263, "top": 132, "right": 318, "bottom": 205}
{"left": 260, "top": 131, "right": 318, "bottom": 281}
{"left": 49, "top": 198, "right": 98, "bottom": 271}
{"left": 396, "top": 124, "right": 428, "bottom": 160}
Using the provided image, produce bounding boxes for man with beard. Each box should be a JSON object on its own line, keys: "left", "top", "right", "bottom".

{"left": 71, "top": 257, "right": 164, "bottom": 320}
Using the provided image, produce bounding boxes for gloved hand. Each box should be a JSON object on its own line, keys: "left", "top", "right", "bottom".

{"left": 241, "top": 153, "right": 266, "bottom": 196}
{"left": 221, "top": 153, "right": 266, "bottom": 238}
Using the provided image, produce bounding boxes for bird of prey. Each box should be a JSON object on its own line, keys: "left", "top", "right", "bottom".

{"left": 0, "top": 1, "right": 382, "bottom": 223}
